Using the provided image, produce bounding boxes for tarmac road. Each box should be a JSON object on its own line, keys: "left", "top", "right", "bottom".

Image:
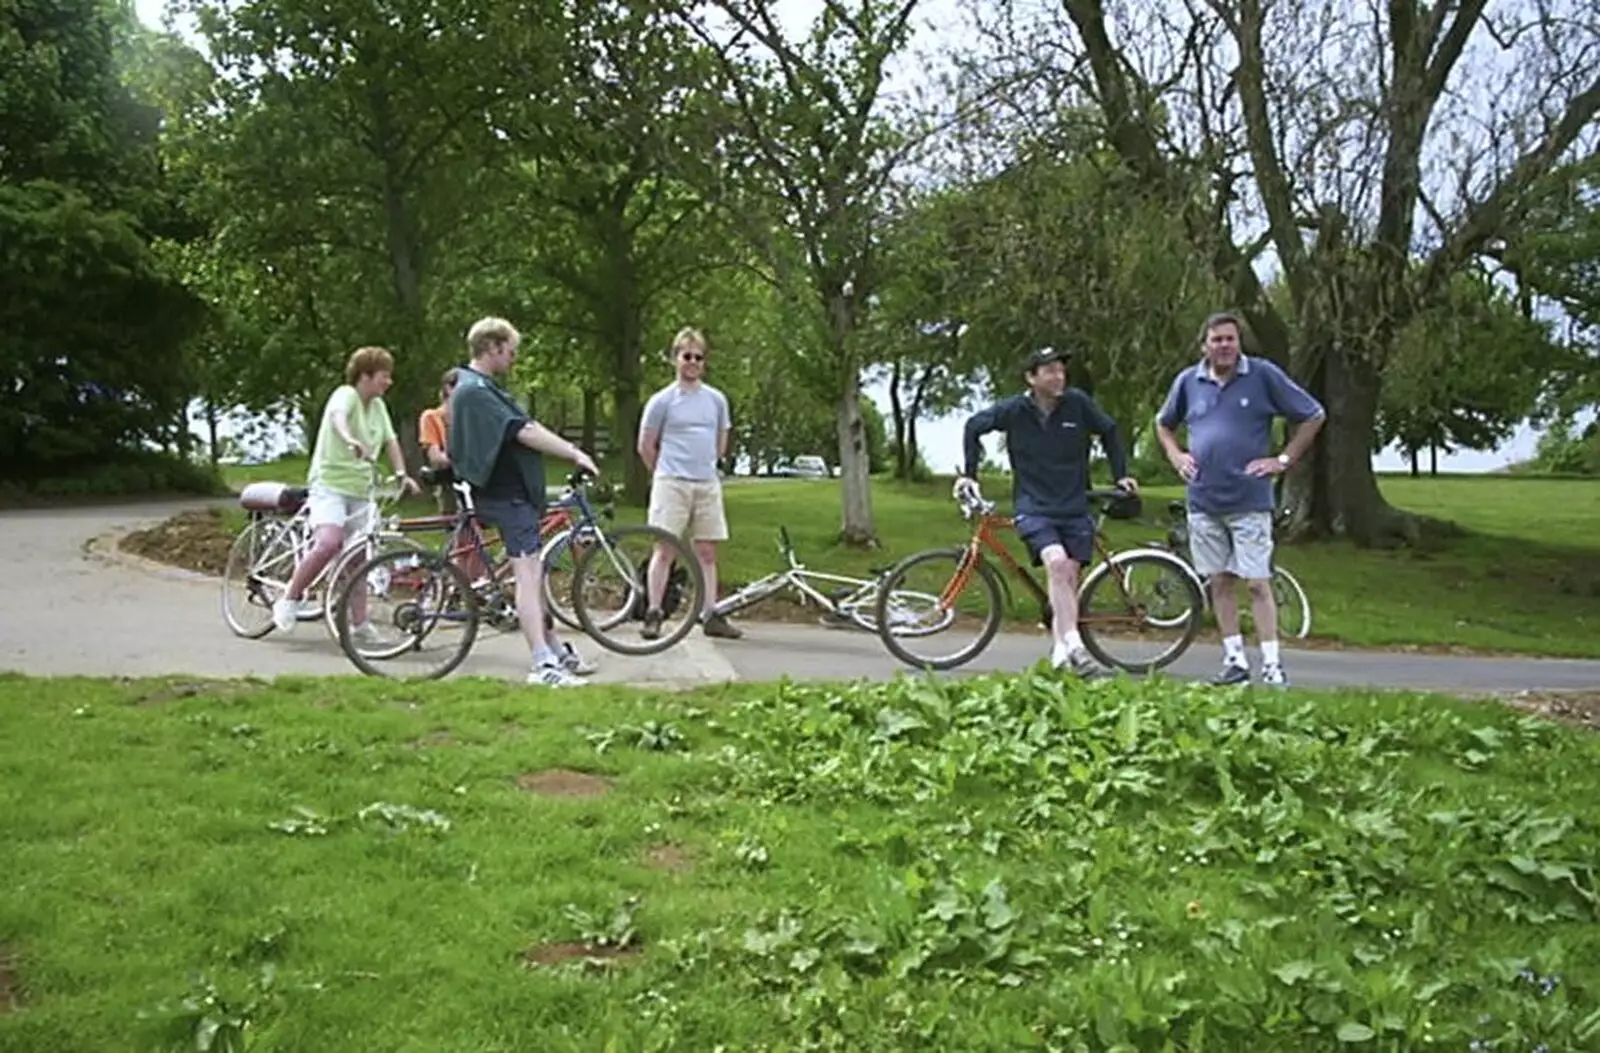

{"left": 2, "top": 498, "right": 1597, "bottom": 695}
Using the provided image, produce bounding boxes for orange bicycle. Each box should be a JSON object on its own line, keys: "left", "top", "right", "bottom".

{"left": 872, "top": 485, "right": 1206, "bottom": 673}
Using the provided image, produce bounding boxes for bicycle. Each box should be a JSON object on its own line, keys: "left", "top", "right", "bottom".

{"left": 414, "top": 463, "right": 620, "bottom": 634}
{"left": 328, "top": 470, "right": 705, "bottom": 680}
{"left": 1149, "top": 500, "right": 1313, "bottom": 639}
{"left": 220, "top": 465, "right": 422, "bottom": 640}
{"left": 872, "top": 485, "right": 1207, "bottom": 673}
{"left": 708, "top": 526, "right": 950, "bottom": 633}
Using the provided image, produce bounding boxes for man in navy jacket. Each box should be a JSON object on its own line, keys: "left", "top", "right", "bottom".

{"left": 956, "top": 347, "right": 1139, "bottom": 675}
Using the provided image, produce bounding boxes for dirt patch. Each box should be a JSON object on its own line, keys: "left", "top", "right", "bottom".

{"left": 1499, "top": 690, "right": 1600, "bottom": 732}
{"left": 0, "top": 946, "right": 20, "bottom": 1014}
{"left": 644, "top": 844, "right": 693, "bottom": 873}
{"left": 515, "top": 769, "right": 613, "bottom": 798}
{"left": 120, "top": 507, "right": 234, "bottom": 576}
{"left": 519, "top": 940, "right": 641, "bottom": 969}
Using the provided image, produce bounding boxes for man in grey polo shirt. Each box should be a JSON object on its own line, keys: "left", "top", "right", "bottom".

{"left": 637, "top": 326, "right": 741, "bottom": 639}
{"left": 1156, "top": 312, "right": 1325, "bottom": 687}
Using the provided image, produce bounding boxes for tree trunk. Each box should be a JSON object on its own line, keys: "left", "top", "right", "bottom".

{"left": 1281, "top": 340, "right": 1419, "bottom": 547}
{"left": 887, "top": 359, "right": 909, "bottom": 480}
{"left": 1408, "top": 447, "right": 1419, "bottom": 477}
{"left": 835, "top": 376, "right": 877, "bottom": 546}
{"left": 581, "top": 389, "right": 600, "bottom": 460}
{"left": 1429, "top": 444, "right": 1438, "bottom": 476}
{"left": 205, "top": 403, "right": 221, "bottom": 467}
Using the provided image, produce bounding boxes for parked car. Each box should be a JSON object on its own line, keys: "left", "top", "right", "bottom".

{"left": 791, "top": 455, "right": 828, "bottom": 478}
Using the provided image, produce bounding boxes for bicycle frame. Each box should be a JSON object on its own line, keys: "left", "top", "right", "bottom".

{"left": 714, "top": 526, "right": 882, "bottom": 617}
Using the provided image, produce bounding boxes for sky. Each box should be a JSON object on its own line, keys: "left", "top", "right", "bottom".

{"left": 132, "top": 0, "right": 1572, "bottom": 473}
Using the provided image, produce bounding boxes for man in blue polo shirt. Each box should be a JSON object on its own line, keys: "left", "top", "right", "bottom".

{"left": 1155, "top": 312, "right": 1325, "bottom": 687}
{"left": 956, "top": 346, "right": 1138, "bottom": 676}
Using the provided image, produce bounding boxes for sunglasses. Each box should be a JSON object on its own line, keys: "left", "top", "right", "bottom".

{"left": 680, "top": 353, "right": 704, "bottom": 362}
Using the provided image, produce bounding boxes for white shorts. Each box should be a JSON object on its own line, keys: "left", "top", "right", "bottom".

{"left": 1189, "top": 510, "right": 1274, "bottom": 580}
{"left": 647, "top": 477, "right": 728, "bottom": 542}
{"left": 307, "top": 486, "right": 375, "bottom": 535}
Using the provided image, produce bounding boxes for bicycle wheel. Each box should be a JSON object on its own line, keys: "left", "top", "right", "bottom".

{"left": 319, "top": 533, "right": 431, "bottom": 650}
{"left": 874, "top": 547, "right": 1004, "bottom": 671}
{"left": 221, "top": 518, "right": 287, "bottom": 638}
{"left": 1078, "top": 552, "right": 1204, "bottom": 674}
{"left": 572, "top": 524, "right": 705, "bottom": 656}
{"left": 845, "top": 581, "right": 953, "bottom": 636}
{"left": 1272, "top": 565, "right": 1313, "bottom": 639}
{"left": 543, "top": 525, "right": 632, "bottom": 633}
{"left": 331, "top": 548, "right": 479, "bottom": 680}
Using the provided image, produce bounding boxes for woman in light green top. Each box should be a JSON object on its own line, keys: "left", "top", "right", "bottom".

{"left": 273, "top": 346, "right": 421, "bottom": 634}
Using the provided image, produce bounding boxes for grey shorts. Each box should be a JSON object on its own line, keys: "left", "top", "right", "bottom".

{"left": 1189, "top": 510, "right": 1274, "bottom": 580}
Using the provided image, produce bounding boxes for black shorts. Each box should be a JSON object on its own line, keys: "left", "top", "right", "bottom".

{"left": 1014, "top": 512, "right": 1094, "bottom": 566}
{"left": 474, "top": 495, "right": 543, "bottom": 557}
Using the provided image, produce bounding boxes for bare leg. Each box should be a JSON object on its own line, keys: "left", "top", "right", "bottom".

{"left": 1041, "top": 547, "right": 1080, "bottom": 642}
{"left": 1247, "top": 577, "right": 1278, "bottom": 644}
{"left": 1210, "top": 571, "right": 1242, "bottom": 639}
{"left": 646, "top": 542, "right": 672, "bottom": 611}
{"left": 694, "top": 539, "right": 718, "bottom": 615}
{"left": 508, "top": 553, "right": 550, "bottom": 659}
{"left": 286, "top": 525, "right": 345, "bottom": 601}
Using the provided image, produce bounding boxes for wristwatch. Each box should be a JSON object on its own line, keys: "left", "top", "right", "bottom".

{"left": 1277, "top": 453, "right": 1290, "bottom": 468}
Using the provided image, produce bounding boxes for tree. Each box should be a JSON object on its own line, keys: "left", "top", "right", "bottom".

{"left": 975, "top": 0, "right": 1600, "bottom": 544}
{"left": 0, "top": 0, "right": 203, "bottom": 478}
{"left": 1378, "top": 268, "right": 1564, "bottom": 475}
{"left": 485, "top": 0, "right": 733, "bottom": 505}
{"left": 671, "top": 0, "right": 929, "bottom": 544}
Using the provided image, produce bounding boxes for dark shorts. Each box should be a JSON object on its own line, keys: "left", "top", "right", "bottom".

{"left": 1014, "top": 512, "right": 1095, "bottom": 566}
{"left": 474, "top": 495, "right": 544, "bottom": 558}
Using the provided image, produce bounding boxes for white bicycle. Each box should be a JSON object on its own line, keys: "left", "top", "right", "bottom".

{"left": 220, "top": 465, "right": 422, "bottom": 640}
{"left": 709, "top": 526, "right": 951, "bottom": 634}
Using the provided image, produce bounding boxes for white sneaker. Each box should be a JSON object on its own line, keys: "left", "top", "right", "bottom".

{"left": 526, "top": 661, "right": 583, "bottom": 687}
{"left": 1050, "top": 640, "right": 1069, "bottom": 669}
{"left": 271, "top": 595, "right": 298, "bottom": 633}
{"left": 558, "top": 642, "right": 597, "bottom": 677}
{"left": 1261, "top": 663, "right": 1290, "bottom": 688}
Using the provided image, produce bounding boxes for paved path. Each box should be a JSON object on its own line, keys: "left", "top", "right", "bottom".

{"left": 2, "top": 499, "right": 1598, "bottom": 694}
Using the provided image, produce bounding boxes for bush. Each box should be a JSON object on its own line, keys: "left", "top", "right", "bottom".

{"left": 3, "top": 451, "right": 227, "bottom": 503}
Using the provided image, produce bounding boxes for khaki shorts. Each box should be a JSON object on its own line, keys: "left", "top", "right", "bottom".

{"left": 648, "top": 477, "right": 728, "bottom": 542}
{"left": 1189, "top": 509, "right": 1274, "bottom": 580}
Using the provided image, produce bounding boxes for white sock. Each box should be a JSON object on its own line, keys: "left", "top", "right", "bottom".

{"left": 1260, "top": 640, "right": 1280, "bottom": 667}
{"left": 532, "top": 645, "right": 559, "bottom": 668}
{"left": 1063, "top": 630, "right": 1085, "bottom": 652}
{"left": 1223, "top": 634, "right": 1245, "bottom": 664}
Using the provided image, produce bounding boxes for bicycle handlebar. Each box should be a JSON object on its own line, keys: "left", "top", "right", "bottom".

{"left": 778, "top": 525, "right": 793, "bottom": 554}
{"left": 954, "top": 483, "right": 1136, "bottom": 519}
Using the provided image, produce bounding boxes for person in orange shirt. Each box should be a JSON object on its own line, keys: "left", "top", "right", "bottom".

{"left": 418, "top": 368, "right": 458, "bottom": 513}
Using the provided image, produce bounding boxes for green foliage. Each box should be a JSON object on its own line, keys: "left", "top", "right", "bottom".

{"left": 4, "top": 673, "right": 1598, "bottom": 1049}
{"left": 1378, "top": 268, "right": 1565, "bottom": 460}
{"left": 0, "top": 449, "right": 224, "bottom": 503}
{"left": 0, "top": 0, "right": 204, "bottom": 480}
{"left": 1531, "top": 415, "right": 1600, "bottom": 476}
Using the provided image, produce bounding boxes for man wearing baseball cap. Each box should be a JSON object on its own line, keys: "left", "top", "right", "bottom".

{"left": 956, "top": 346, "right": 1139, "bottom": 675}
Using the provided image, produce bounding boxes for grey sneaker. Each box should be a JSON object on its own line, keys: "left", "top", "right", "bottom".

{"left": 1051, "top": 641, "right": 1101, "bottom": 678}
{"left": 640, "top": 609, "right": 663, "bottom": 640}
{"left": 702, "top": 612, "right": 743, "bottom": 639}
{"left": 1210, "top": 660, "right": 1251, "bottom": 686}
{"left": 1260, "top": 663, "right": 1290, "bottom": 688}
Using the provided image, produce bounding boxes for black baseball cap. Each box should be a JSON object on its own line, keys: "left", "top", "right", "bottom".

{"left": 1024, "top": 346, "right": 1069, "bottom": 372}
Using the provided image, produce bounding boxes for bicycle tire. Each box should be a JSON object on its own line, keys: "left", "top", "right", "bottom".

{"left": 874, "top": 547, "right": 1005, "bottom": 671}
{"left": 1078, "top": 552, "right": 1204, "bottom": 674}
{"left": 332, "top": 548, "right": 479, "bottom": 680}
{"left": 319, "top": 533, "right": 431, "bottom": 649}
{"left": 572, "top": 524, "right": 705, "bottom": 656}
{"left": 221, "top": 518, "right": 282, "bottom": 638}
{"left": 1273, "top": 565, "right": 1313, "bottom": 639}
{"left": 543, "top": 525, "right": 633, "bottom": 633}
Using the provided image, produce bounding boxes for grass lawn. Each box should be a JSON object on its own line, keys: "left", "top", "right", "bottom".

{"left": 2, "top": 671, "right": 1597, "bottom": 1051}
{"left": 214, "top": 457, "right": 1600, "bottom": 658}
